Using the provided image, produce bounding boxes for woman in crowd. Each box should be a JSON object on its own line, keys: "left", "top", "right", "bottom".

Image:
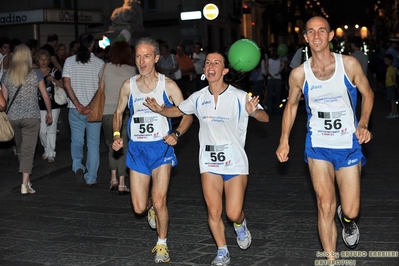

{"left": 0, "top": 44, "right": 52, "bottom": 194}
{"left": 36, "top": 49, "right": 64, "bottom": 162}
{"left": 55, "top": 43, "right": 66, "bottom": 67}
{"left": 144, "top": 51, "right": 269, "bottom": 266}
{"left": 98, "top": 40, "right": 136, "bottom": 194}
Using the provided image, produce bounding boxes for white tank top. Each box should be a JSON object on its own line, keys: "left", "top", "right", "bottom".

{"left": 303, "top": 53, "right": 357, "bottom": 149}
{"left": 128, "top": 74, "right": 173, "bottom": 142}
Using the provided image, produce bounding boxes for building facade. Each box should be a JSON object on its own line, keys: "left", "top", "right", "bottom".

{"left": 0, "top": 0, "right": 248, "bottom": 54}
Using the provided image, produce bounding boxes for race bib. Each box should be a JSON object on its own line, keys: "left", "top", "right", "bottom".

{"left": 202, "top": 143, "right": 234, "bottom": 169}
{"left": 130, "top": 113, "right": 162, "bottom": 141}
{"left": 312, "top": 108, "right": 353, "bottom": 148}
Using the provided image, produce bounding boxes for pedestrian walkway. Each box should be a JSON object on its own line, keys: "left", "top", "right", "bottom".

{"left": 0, "top": 94, "right": 398, "bottom": 266}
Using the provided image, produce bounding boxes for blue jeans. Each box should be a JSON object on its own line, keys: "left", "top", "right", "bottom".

{"left": 68, "top": 108, "right": 102, "bottom": 184}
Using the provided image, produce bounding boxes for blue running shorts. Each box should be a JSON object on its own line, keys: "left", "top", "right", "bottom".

{"left": 126, "top": 140, "right": 177, "bottom": 176}
{"left": 304, "top": 146, "right": 366, "bottom": 170}
{"left": 209, "top": 172, "right": 239, "bottom": 181}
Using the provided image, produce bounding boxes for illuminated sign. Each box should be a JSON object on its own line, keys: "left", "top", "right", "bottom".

{"left": 203, "top": 4, "right": 219, "bottom": 20}
{"left": 180, "top": 11, "right": 202, "bottom": 20}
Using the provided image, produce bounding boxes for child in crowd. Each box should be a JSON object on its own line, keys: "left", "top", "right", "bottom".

{"left": 384, "top": 54, "right": 398, "bottom": 118}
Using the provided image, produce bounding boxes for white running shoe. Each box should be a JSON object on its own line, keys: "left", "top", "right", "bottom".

{"left": 211, "top": 249, "right": 230, "bottom": 266}
{"left": 148, "top": 206, "right": 156, "bottom": 229}
{"left": 233, "top": 219, "right": 252, "bottom": 250}
{"left": 337, "top": 205, "right": 360, "bottom": 249}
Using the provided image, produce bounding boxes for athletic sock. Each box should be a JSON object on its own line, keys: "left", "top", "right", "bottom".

{"left": 343, "top": 215, "right": 356, "bottom": 227}
{"left": 218, "top": 245, "right": 228, "bottom": 253}
{"left": 157, "top": 237, "right": 167, "bottom": 247}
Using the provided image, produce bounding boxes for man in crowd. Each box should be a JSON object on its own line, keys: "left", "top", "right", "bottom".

{"left": 41, "top": 33, "right": 63, "bottom": 72}
{"left": 62, "top": 33, "right": 104, "bottom": 186}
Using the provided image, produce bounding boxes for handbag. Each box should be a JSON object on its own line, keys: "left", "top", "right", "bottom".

{"left": 0, "top": 112, "right": 14, "bottom": 142}
{"left": 50, "top": 69, "right": 68, "bottom": 105}
{"left": 87, "top": 64, "right": 107, "bottom": 122}
{"left": 171, "top": 55, "right": 181, "bottom": 80}
{"left": 0, "top": 85, "right": 22, "bottom": 142}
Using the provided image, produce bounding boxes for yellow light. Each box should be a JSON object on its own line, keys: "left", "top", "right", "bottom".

{"left": 336, "top": 28, "right": 344, "bottom": 37}
{"left": 360, "top": 27, "right": 368, "bottom": 39}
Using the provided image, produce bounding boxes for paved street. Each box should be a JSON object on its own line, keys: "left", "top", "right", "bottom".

{"left": 0, "top": 92, "right": 398, "bottom": 266}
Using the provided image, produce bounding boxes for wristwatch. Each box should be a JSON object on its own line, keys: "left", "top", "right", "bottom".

{"left": 172, "top": 130, "right": 181, "bottom": 138}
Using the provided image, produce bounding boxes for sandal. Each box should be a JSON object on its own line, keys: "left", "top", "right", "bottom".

{"left": 109, "top": 179, "right": 118, "bottom": 191}
{"left": 118, "top": 185, "right": 130, "bottom": 195}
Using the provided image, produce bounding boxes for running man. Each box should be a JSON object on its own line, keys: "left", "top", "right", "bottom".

{"left": 112, "top": 37, "right": 193, "bottom": 263}
{"left": 276, "top": 16, "right": 374, "bottom": 260}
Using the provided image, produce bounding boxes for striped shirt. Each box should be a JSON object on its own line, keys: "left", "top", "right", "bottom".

{"left": 62, "top": 53, "right": 104, "bottom": 108}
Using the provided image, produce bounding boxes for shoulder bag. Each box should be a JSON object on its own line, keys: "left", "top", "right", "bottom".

{"left": 87, "top": 64, "right": 107, "bottom": 122}
{"left": 50, "top": 68, "right": 68, "bottom": 105}
{"left": 0, "top": 84, "right": 22, "bottom": 142}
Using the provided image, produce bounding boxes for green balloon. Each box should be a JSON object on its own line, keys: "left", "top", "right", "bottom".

{"left": 228, "top": 39, "right": 261, "bottom": 72}
{"left": 277, "top": 44, "right": 288, "bottom": 57}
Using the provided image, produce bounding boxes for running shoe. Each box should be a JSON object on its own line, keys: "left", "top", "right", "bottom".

{"left": 152, "top": 244, "right": 170, "bottom": 263}
{"left": 148, "top": 206, "right": 156, "bottom": 229}
{"left": 233, "top": 219, "right": 252, "bottom": 250}
{"left": 211, "top": 249, "right": 230, "bottom": 266}
{"left": 337, "top": 205, "right": 360, "bottom": 249}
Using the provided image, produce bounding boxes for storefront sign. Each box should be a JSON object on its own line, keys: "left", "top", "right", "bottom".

{"left": 0, "top": 9, "right": 103, "bottom": 25}
{"left": 45, "top": 9, "right": 103, "bottom": 24}
{"left": 0, "top": 10, "right": 44, "bottom": 25}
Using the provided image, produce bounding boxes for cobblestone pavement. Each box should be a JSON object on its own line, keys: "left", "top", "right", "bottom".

{"left": 0, "top": 93, "right": 398, "bottom": 266}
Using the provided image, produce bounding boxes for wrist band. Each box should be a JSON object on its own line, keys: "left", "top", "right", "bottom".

{"left": 250, "top": 109, "right": 258, "bottom": 118}
{"left": 113, "top": 131, "right": 121, "bottom": 137}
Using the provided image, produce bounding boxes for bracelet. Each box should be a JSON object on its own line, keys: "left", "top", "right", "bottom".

{"left": 113, "top": 131, "right": 121, "bottom": 137}
{"left": 250, "top": 109, "right": 258, "bottom": 118}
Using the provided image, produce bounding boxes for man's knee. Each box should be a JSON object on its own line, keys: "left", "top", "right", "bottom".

{"left": 341, "top": 204, "right": 360, "bottom": 219}
{"left": 152, "top": 196, "right": 167, "bottom": 211}
{"left": 132, "top": 199, "right": 148, "bottom": 215}
{"left": 317, "top": 200, "right": 337, "bottom": 218}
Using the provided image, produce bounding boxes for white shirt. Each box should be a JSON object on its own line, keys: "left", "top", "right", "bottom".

{"left": 178, "top": 85, "right": 262, "bottom": 174}
{"left": 267, "top": 58, "right": 282, "bottom": 79}
{"left": 62, "top": 53, "right": 104, "bottom": 107}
